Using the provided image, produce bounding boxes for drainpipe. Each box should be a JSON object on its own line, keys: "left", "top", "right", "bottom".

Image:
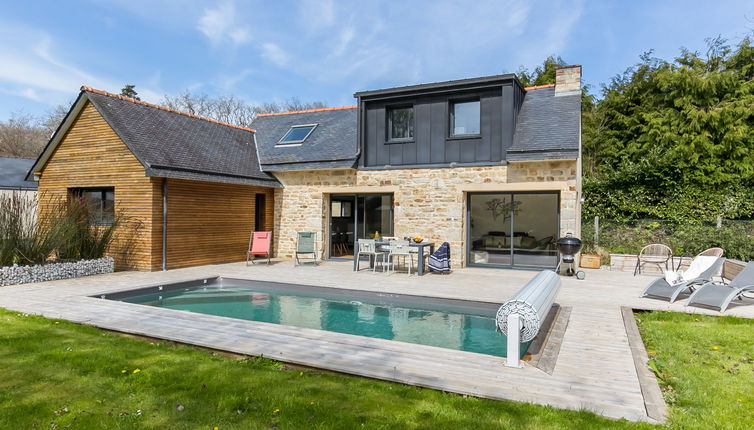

{"left": 162, "top": 179, "right": 168, "bottom": 271}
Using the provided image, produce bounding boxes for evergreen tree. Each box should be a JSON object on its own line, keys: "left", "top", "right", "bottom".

{"left": 120, "top": 84, "right": 140, "bottom": 100}
{"left": 582, "top": 35, "right": 754, "bottom": 220}
{"left": 516, "top": 56, "right": 567, "bottom": 87}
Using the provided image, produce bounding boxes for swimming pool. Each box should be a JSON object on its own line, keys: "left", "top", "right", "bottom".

{"left": 103, "top": 277, "right": 530, "bottom": 358}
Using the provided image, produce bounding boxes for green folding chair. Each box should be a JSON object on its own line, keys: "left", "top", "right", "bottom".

{"left": 295, "top": 232, "right": 318, "bottom": 266}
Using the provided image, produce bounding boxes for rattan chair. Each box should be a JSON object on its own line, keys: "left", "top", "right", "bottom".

{"left": 634, "top": 244, "right": 673, "bottom": 276}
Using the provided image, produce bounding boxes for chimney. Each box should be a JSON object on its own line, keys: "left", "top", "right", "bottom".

{"left": 555, "top": 65, "right": 581, "bottom": 94}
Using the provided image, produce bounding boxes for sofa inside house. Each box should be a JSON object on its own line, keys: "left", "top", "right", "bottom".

{"left": 470, "top": 231, "right": 557, "bottom": 265}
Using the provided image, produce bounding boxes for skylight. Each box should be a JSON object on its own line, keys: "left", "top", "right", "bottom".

{"left": 278, "top": 124, "right": 317, "bottom": 145}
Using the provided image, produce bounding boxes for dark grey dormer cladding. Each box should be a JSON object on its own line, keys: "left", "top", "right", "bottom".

{"left": 253, "top": 108, "right": 359, "bottom": 171}
{"left": 355, "top": 75, "right": 526, "bottom": 169}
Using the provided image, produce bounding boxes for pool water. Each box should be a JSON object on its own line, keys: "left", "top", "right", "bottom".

{"left": 116, "top": 279, "right": 530, "bottom": 358}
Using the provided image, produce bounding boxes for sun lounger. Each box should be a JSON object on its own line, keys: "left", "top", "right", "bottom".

{"left": 686, "top": 261, "right": 754, "bottom": 312}
{"left": 640, "top": 255, "right": 724, "bottom": 303}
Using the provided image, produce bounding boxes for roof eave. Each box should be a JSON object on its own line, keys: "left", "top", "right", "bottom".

{"left": 354, "top": 73, "right": 520, "bottom": 99}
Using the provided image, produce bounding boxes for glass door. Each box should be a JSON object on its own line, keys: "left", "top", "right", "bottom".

{"left": 330, "top": 195, "right": 355, "bottom": 257}
{"left": 468, "top": 193, "right": 514, "bottom": 266}
{"left": 467, "top": 192, "right": 558, "bottom": 269}
{"left": 511, "top": 193, "right": 559, "bottom": 268}
{"left": 329, "top": 193, "right": 393, "bottom": 259}
{"left": 356, "top": 194, "right": 393, "bottom": 240}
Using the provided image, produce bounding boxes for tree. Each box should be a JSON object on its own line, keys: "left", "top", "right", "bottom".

{"left": 120, "top": 84, "right": 140, "bottom": 100}
{"left": 581, "top": 35, "right": 754, "bottom": 220}
{"left": 42, "top": 104, "right": 69, "bottom": 137}
{"left": 0, "top": 112, "right": 48, "bottom": 158}
{"left": 161, "top": 92, "right": 326, "bottom": 128}
{"left": 516, "top": 55, "right": 568, "bottom": 87}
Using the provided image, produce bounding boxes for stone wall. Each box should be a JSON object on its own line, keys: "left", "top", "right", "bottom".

{"left": 0, "top": 257, "right": 114, "bottom": 286}
{"left": 272, "top": 160, "right": 579, "bottom": 268}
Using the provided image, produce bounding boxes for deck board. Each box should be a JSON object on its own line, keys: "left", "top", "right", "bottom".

{"left": 2, "top": 261, "right": 752, "bottom": 422}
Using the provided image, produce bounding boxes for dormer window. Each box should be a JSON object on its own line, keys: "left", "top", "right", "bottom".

{"left": 278, "top": 124, "right": 317, "bottom": 145}
{"left": 387, "top": 106, "right": 414, "bottom": 142}
{"left": 449, "top": 100, "right": 480, "bottom": 137}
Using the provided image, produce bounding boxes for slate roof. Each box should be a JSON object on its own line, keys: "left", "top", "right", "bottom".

{"left": 507, "top": 86, "right": 581, "bottom": 161}
{"left": 252, "top": 107, "right": 358, "bottom": 171}
{"left": 27, "top": 88, "right": 280, "bottom": 188}
{"left": 0, "top": 157, "right": 37, "bottom": 190}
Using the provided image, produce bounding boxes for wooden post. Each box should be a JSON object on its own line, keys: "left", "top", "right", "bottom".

{"left": 716, "top": 216, "right": 722, "bottom": 229}
{"left": 594, "top": 216, "right": 600, "bottom": 246}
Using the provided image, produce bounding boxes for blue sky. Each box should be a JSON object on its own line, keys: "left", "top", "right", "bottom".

{"left": 1, "top": 0, "right": 752, "bottom": 121}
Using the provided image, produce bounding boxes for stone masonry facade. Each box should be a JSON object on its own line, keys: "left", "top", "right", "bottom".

{"left": 272, "top": 160, "right": 579, "bottom": 268}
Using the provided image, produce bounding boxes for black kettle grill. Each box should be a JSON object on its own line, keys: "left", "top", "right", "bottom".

{"left": 555, "top": 233, "right": 585, "bottom": 279}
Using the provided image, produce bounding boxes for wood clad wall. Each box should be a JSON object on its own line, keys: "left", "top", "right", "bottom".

{"left": 37, "top": 101, "right": 159, "bottom": 271}
{"left": 165, "top": 178, "right": 274, "bottom": 270}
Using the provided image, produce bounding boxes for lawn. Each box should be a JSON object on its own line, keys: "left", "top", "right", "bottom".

{"left": 635, "top": 311, "right": 754, "bottom": 429}
{"left": 0, "top": 308, "right": 751, "bottom": 429}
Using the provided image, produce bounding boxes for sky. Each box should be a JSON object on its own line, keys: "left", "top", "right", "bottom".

{"left": 0, "top": 0, "right": 752, "bottom": 121}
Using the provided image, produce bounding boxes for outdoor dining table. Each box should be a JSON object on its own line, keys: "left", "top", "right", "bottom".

{"left": 352, "top": 240, "right": 436, "bottom": 276}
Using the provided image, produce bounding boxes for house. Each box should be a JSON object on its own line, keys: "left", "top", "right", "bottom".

{"left": 26, "top": 65, "right": 581, "bottom": 271}
{"left": 25, "top": 88, "right": 278, "bottom": 271}
{"left": 256, "top": 66, "right": 582, "bottom": 269}
{"left": 0, "top": 156, "right": 38, "bottom": 200}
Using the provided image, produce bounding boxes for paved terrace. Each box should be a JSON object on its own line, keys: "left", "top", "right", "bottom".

{"left": 1, "top": 260, "right": 752, "bottom": 423}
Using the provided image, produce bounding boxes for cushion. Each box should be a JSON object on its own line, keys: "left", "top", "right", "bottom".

{"left": 520, "top": 236, "right": 537, "bottom": 248}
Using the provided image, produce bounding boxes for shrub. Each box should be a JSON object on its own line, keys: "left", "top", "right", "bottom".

{"left": 583, "top": 218, "right": 754, "bottom": 261}
{"left": 0, "top": 191, "right": 137, "bottom": 267}
{"left": 0, "top": 192, "right": 66, "bottom": 266}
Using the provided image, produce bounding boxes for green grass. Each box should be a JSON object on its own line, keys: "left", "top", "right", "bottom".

{"left": 635, "top": 311, "right": 754, "bottom": 429}
{"left": 0, "top": 308, "right": 751, "bottom": 429}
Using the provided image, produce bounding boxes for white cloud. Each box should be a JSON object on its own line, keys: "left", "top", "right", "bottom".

{"left": 261, "top": 43, "right": 290, "bottom": 67}
{"left": 216, "top": 68, "right": 253, "bottom": 90}
{"left": 0, "top": 23, "right": 162, "bottom": 106}
{"left": 197, "top": 1, "right": 251, "bottom": 46}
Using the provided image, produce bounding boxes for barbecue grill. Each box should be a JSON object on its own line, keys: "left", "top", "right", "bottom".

{"left": 555, "top": 233, "right": 585, "bottom": 279}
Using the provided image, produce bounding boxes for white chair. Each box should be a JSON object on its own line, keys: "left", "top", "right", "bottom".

{"left": 387, "top": 240, "right": 413, "bottom": 275}
{"left": 356, "top": 239, "right": 387, "bottom": 272}
{"left": 378, "top": 236, "right": 398, "bottom": 252}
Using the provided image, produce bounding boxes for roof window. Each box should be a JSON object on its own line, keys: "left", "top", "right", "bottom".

{"left": 278, "top": 124, "right": 317, "bottom": 145}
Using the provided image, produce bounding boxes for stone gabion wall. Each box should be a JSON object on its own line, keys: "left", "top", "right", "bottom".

{"left": 0, "top": 257, "right": 115, "bottom": 286}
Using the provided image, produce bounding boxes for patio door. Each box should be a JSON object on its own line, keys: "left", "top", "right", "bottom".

{"left": 467, "top": 192, "right": 559, "bottom": 269}
{"left": 329, "top": 193, "right": 393, "bottom": 258}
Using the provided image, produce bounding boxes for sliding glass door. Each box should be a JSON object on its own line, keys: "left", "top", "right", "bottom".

{"left": 467, "top": 192, "right": 559, "bottom": 269}
{"left": 329, "top": 193, "right": 393, "bottom": 258}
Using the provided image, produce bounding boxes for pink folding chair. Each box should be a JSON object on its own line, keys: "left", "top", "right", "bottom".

{"left": 247, "top": 231, "right": 272, "bottom": 265}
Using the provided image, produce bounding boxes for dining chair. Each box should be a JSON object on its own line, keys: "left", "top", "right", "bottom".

{"left": 387, "top": 240, "right": 413, "bottom": 275}
{"left": 356, "top": 239, "right": 387, "bottom": 272}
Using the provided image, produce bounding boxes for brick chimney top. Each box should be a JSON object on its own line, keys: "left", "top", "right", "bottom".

{"left": 555, "top": 65, "right": 581, "bottom": 95}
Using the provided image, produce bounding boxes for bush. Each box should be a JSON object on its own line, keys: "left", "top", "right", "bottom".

{"left": 582, "top": 218, "right": 754, "bottom": 261}
{"left": 0, "top": 192, "right": 59, "bottom": 266}
{"left": 0, "top": 192, "right": 136, "bottom": 267}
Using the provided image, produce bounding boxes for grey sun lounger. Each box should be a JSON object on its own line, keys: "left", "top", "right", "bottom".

{"left": 640, "top": 257, "right": 724, "bottom": 303}
{"left": 686, "top": 261, "right": 754, "bottom": 312}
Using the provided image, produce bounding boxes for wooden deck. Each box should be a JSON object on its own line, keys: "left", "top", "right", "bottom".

{"left": 1, "top": 260, "right": 752, "bottom": 423}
